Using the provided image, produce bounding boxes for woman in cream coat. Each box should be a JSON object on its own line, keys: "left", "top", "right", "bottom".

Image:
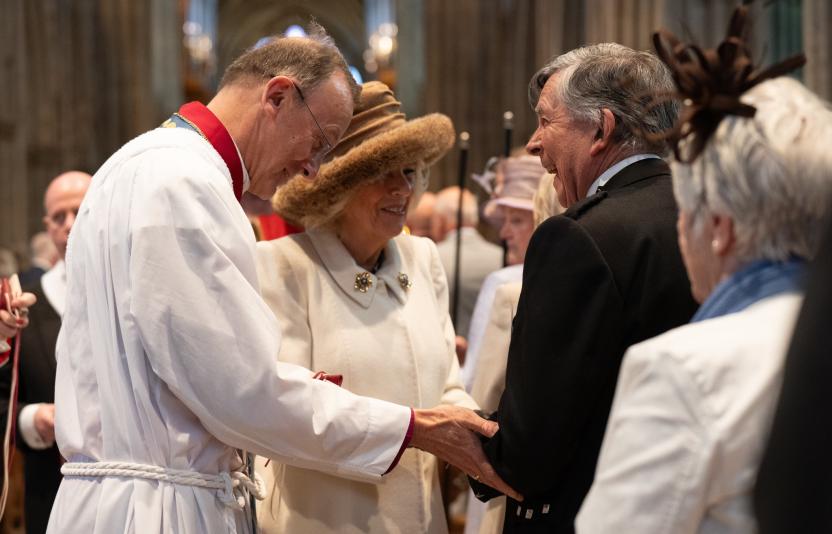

{"left": 255, "top": 81, "right": 477, "bottom": 534}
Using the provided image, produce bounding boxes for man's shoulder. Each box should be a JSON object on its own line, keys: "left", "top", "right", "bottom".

{"left": 566, "top": 174, "right": 677, "bottom": 245}
{"left": 102, "top": 128, "right": 229, "bottom": 194}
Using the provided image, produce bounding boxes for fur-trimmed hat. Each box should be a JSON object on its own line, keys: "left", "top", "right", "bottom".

{"left": 273, "top": 81, "right": 455, "bottom": 228}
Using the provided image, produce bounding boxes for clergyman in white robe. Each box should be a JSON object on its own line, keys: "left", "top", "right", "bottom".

{"left": 46, "top": 127, "right": 411, "bottom": 533}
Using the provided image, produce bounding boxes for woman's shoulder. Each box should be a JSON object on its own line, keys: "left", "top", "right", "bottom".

{"left": 494, "top": 281, "right": 522, "bottom": 305}
{"left": 256, "top": 232, "right": 315, "bottom": 259}
{"left": 254, "top": 233, "right": 320, "bottom": 283}
{"left": 392, "top": 233, "right": 440, "bottom": 263}
{"left": 623, "top": 293, "right": 803, "bottom": 401}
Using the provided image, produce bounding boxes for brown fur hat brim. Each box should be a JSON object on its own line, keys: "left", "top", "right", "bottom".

{"left": 273, "top": 113, "right": 455, "bottom": 228}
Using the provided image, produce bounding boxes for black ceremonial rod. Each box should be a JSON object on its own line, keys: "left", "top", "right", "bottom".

{"left": 501, "top": 111, "right": 514, "bottom": 267}
{"left": 452, "top": 131, "right": 470, "bottom": 330}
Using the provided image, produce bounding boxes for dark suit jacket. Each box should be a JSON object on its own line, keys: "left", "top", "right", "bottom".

{"left": 0, "top": 280, "right": 62, "bottom": 534}
{"left": 17, "top": 266, "right": 46, "bottom": 289}
{"left": 471, "top": 158, "right": 698, "bottom": 533}
{"left": 754, "top": 213, "right": 832, "bottom": 534}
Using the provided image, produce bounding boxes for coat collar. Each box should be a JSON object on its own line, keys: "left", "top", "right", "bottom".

{"left": 307, "top": 228, "right": 410, "bottom": 308}
{"left": 598, "top": 157, "right": 671, "bottom": 193}
{"left": 565, "top": 158, "right": 672, "bottom": 219}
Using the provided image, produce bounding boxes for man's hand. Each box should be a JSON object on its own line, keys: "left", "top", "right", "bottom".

{"left": 34, "top": 403, "right": 56, "bottom": 443}
{"left": 0, "top": 292, "right": 36, "bottom": 339}
{"left": 410, "top": 405, "right": 522, "bottom": 501}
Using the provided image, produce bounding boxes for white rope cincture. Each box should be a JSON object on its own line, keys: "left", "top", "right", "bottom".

{"left": 61, "top": 461, "right": 266, "bottom": 510}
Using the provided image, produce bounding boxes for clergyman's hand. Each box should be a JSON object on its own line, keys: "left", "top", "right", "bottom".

{"left": 410, "top": 405, "right": 522, "bottom": 501}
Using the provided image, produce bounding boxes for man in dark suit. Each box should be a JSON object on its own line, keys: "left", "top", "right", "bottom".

{"left": 469, "top": 43, "right": 698, "bottom": 533}
{"left": 0, "top": 171, "right": 90, "bottom": 534}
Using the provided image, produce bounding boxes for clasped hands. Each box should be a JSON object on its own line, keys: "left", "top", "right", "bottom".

{"left": 410, "top": 405, "right": 522, "bottom": 501}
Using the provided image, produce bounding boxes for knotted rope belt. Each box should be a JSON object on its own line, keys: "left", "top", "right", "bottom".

{"left": 61, "top": 461, "right": 266, "bottom": 510}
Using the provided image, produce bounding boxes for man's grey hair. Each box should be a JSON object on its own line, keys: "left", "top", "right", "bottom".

{"left": 673, "top": 76, "right": 832, "bottom": 263}
{"left": 528, "top": 43, "right": 679, "bottom": 155}
{"left": 435, "top": 186, "right": 478, "bottom": 227}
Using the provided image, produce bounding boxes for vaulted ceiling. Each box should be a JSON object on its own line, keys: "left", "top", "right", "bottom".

{"left": 217, "top": 0, "right": 366, "bottom": 74}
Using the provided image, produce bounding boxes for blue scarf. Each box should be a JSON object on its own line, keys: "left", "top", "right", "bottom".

{"left": 691, "top": 257, "right": 806, "bottom": 323}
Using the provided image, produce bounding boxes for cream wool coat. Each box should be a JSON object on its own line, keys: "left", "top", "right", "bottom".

{"left": 255, "top": 228, "right": 477, "bottom": 534}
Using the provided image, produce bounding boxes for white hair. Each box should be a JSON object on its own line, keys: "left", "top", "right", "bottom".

{"left": 29, "top": 231, "right": 56, "bottom": 262}
{"left": 434, "top": 186, "right": 478, "bottom": 227}
{"left": 532, "top": 173, "right": 563, "bottom": 227}
{"left": 672, "top": 76, "right": 832, "bottom": 262}
{"left": 529, "top": 43, "right": 679, "bottom": 155}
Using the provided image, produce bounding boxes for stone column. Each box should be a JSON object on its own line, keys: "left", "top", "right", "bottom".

{"left": 803, "top": 0, "right": 831, "bottom": 100}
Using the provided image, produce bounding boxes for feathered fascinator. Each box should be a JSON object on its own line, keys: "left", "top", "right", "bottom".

{"left": 647, "top": 0, "right": 806, "bottom": 163}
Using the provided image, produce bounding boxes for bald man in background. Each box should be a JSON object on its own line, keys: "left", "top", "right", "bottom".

{"left": 1, "top": 171, "right": 91, "bottom": 534}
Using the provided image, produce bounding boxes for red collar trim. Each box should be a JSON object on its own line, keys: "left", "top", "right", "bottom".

{"left": 176, "top": 101, "right": 244, "bottom": 202}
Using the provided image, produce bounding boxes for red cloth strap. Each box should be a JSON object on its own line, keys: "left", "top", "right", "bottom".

{"left": 177, "top": 101, "right": 244, "bottom": 202}
{"left": 384, "top": 408, "right": 415, "bottom": 475}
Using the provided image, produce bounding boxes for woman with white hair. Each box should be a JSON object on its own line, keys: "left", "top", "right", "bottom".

{"left": 254, "top": 82, "right": 479, "bottom": 534}
{"left": 577, "top": 8, "right": 832, "bottom": 533}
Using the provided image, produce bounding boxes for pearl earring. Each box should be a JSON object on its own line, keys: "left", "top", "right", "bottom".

{"left": 711, "top": 239, "right": 720, "bottom": 251}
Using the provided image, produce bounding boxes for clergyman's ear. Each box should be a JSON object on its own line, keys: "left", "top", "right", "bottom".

{"left": 263, "top": 75, "right": 294, "bottom": 115}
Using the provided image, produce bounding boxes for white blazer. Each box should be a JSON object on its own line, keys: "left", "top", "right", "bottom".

{"left": 255, "top": 228, "right": 477, "bottom": 534}
{"left": 577, "top": 292, "right": 803, "bottom": 534}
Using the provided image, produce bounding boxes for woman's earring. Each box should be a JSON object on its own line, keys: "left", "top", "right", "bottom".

{"left": 711, "top": 239, "right": 720, "bottom": 252}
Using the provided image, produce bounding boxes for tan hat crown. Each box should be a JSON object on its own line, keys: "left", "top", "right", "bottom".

{"left": 326, "top": 82, "right": 406, "bottom": 162}
{"left": 273, "top": 81, "right": 455, "bottom": 228}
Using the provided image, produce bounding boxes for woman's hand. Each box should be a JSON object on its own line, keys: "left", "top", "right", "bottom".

{"left": 0, "top": 292, "right": 37, "bottom": 339}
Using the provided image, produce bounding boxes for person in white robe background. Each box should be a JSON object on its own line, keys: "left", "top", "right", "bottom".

{"left": 46, "top": 25, "right": 517, "bottom": 534}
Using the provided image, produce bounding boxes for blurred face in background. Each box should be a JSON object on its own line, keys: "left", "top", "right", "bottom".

{"left": 499, "top": 206, "right": 535, "bottom": 265}
{"left": 43, "top": 171, "right": 91, "bottom": 259}
{"left": 406, "top": 191, "right": 436, "bottom": 240}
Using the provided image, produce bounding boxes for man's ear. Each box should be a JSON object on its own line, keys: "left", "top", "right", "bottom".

{"left": 589, "top": 108, "right": 616, "bottom": 156}
{"left": 262, "top": 75, "right": 295, "bottom": 117}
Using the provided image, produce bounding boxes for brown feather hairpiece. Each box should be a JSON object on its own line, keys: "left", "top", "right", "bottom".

{"left": 645, "top": 0, "right": 806, "bottom": 163}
